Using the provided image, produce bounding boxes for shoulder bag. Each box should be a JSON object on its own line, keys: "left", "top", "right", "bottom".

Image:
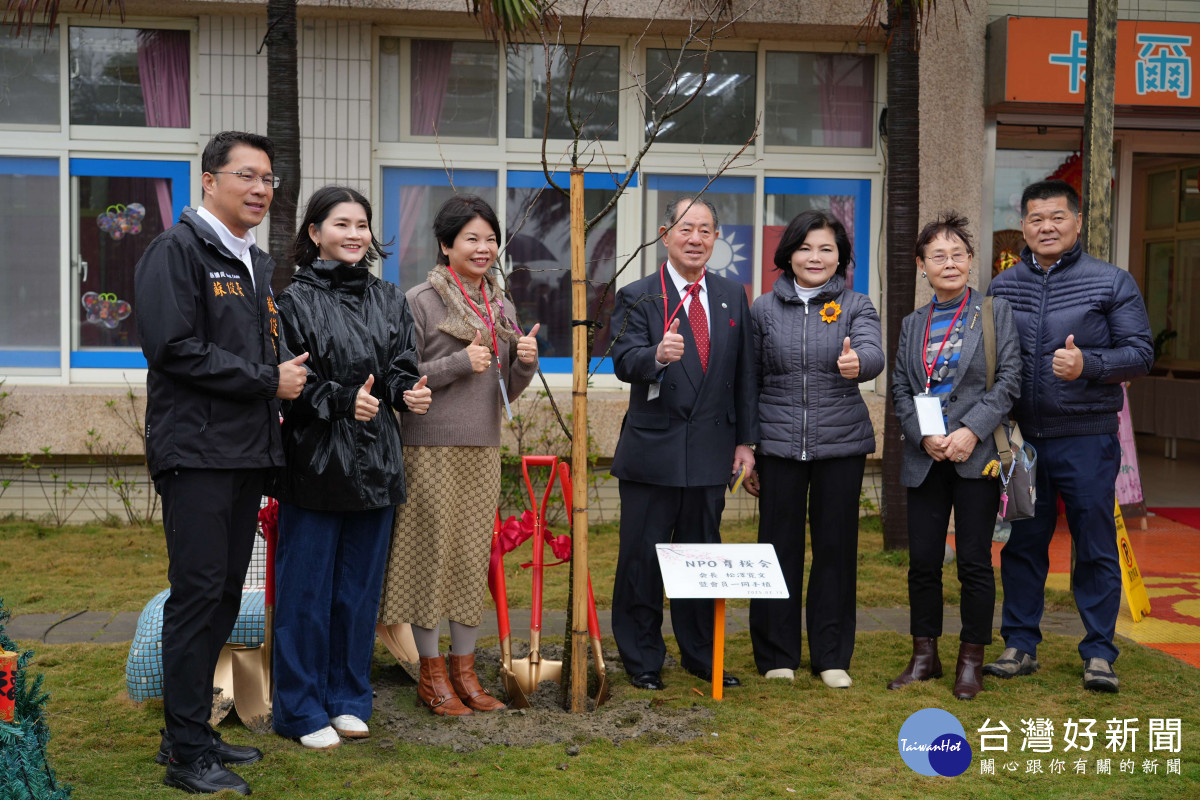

{"left": 982, "top": 297, "right": 1037, "bottom": 522}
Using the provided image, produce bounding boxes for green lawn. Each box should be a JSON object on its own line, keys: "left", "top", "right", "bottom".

{"left": 28, "top": 634, "right": 1200, "bottom": 799}
{"left": 0, "top": 515, "right": 1075, "bottom": 616}
{"left": 4, "top": 516, "right": 1197, "bottom": 797}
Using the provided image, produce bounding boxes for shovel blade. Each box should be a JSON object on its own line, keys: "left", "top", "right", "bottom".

{"left": 590, "top": 638, "right": 610, "bottom": 707}
{"left": 508, "top": 655, "right": 563, "bottom": 697}
{"left": 210, "top": 645, "right": 236, "bottom": 726}
{"left": 376, "top": 622, "right": 419, "bottom": 664}
{"left": 229, "top": 645, "right": 272, "bottom": 734}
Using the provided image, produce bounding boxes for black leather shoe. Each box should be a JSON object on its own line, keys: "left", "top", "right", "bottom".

{"left": 163, "top": 752, "right": 251, "bottom": 795}
{"left": 685, "top": 667, "right": 742, "bottom": 687}
{"left": 629, "top": 671, "right": 665, "bottom": 691}
{"left": 157, "top": 729, "right": 263, "bottom": 767}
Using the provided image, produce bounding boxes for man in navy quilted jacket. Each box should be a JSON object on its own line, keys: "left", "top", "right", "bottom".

{"left": 985, "top": 180, "right": 1153, "bottom": 693}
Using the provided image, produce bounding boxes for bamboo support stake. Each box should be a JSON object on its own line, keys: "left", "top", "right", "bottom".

{"left": 569, "top": 167, "right": 590, "bottom": 712}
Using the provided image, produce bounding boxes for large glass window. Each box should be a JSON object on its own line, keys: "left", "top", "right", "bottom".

{"left": 642, "top": 175, "right": 755, "bottom": 295}
{"left": 69, "top": 28, "right": 191, "bottom": 127}
{"left": 506, "top": 44, "right": 620, "bottom": 141}
{"left": 644, "top": 50, "right": 756, "bottom": 146}
{"left": 505, "top": 172, "right": 619, "bottom": 366}
{"left": 0, "top": 26, "right": 60, "bottom": 126}
{"left": 0, "top": 158, "right": 60, "bottom": 371}
{"left": 762, "top": 177, "right": 871, "bottom": 296}
{"left": 764, "top": 52, "right": 874, "bottom": 149}
{"left": 992, "top": 149, "right": 1074, "bottom": 232}
{"left": 379, "top": 38, "right": 498, "bottom": 141}
{"left": 379, "top": 168, "right": 499, "bottom": 289}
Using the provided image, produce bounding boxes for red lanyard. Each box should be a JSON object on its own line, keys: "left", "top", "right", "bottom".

{"left": 660, "top": 263, "right": 706, "bottom": 336}
{"left": 920, "top": 293, "right": 969, "bottom": 391}
{"left": 448, "top": 268, "right": 501, "bottom": 358}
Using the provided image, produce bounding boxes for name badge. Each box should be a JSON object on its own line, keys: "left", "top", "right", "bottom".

{"left": 914, "top": 394, "right": 947, "bottom": 437}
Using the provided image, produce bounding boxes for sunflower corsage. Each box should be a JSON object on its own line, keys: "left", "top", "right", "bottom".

{"left": 819, "top": 300, "right": 841, "bottom": 324}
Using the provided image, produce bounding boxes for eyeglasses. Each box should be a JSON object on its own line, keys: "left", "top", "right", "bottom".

{"left": 210, "top": 171, "right": 281, "bottom": 189}
{"left": 925, "top": 252, "right": 971, "bottom": 267}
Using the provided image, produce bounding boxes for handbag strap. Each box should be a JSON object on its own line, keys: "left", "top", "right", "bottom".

{"left": 981, "top": 296, "right": 1015, "bottom": 469}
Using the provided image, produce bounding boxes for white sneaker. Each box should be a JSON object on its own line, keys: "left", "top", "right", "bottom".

{"left": 330, "top": 714, "right": 369, "bottom": 739}
{"left": 298, "top": 725, "right": 341, "bottom": 750}
{"left": 819, "top": 669, "right": 852, "bottom": 689}
{"left": 764, "top": 668, "right": 795, "bottom": 681}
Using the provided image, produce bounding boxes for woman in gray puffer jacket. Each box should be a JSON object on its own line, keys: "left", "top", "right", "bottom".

{"left": 747, "top": 210, "right": 884, "bottom": 689}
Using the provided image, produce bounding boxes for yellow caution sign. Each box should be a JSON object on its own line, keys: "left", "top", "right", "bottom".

{"left": 1115, "top": 498, "right": 1151, "bottom": 622}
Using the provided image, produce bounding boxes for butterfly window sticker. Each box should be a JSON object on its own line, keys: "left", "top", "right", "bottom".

{"left": 82, "top": 292, "right": 132, "bottom": 329}
{"left": 96, "top": 203, "right": 146, "bottom": 241}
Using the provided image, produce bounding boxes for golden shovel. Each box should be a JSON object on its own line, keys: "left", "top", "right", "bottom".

{"left": 209, "top": 644, "right": 236, "bottom": 726}
{"left": 489, "top": 510, "right": 530, "bottom": 708}
{"left": 376, "top": 622, "right": 419, "bottom": 665}
{"left": 229, "top": 515, "right": 277, "bottom": 732}
{"left": 506, "top": 456, "right": 563, "bottom": 697}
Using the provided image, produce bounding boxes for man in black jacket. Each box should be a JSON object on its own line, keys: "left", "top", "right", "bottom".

{"left": 609, "top": 197, "right": 758, "bottom": 692}
{"left": 985, "top": 180, "right": 1153, "bottom": 694}
{"left": 135, "top": 131, "right": 308, "bottom": 795}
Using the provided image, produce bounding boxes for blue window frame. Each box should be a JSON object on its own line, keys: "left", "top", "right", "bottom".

{"left": 0, "top": 156, "right": 61, "bottom": 370}
{"left": 764, "top": 176, "right": 871, "bottom": 295}
{"left": 69, "top": 157, "right": 190, "bottom": 369}
{"left": 380, "top": 167, "right": 498, "bottom": 287}
{"left": 505, "top": 171, "right": 636, "bottom": 375}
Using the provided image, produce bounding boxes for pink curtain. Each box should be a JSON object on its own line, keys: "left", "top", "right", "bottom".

{"left": 396, "top": 185, "right": 430, "bottom": 284}
{"left": 816, "top": 54, "right": 873, "bottom": 148}
{"left": 138, "top": 30, "right": 190, "bottom": 229}
{"left": 830, "top": 195, "right": 856, "bottom": 288}
{"left": 411, "top": 41, "right": 453, "bottom": 136}
{"left": 137, "top": 30, "right": 190, "bottom": 128}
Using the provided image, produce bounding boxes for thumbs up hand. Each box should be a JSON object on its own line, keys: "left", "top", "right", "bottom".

{"left": 355, "top": 374, "right": 381, "bottom": 421}
{"left": 466, "top": 329, "right": 492, "bottom": 374}
{"left": 403, "top": 375, "right": 432, "bottom": 415}
{"left": 656, "top": 317, "right": 685, "bottom": 364}
{"left": 516, "top": 322, "right": 540, "bottom": 365}
{"left": 276, "top": 352, "right": 309, "bottom": 400}
{"left": 837, "top": 335, "right": 860, "bottom": 379}
{"left": 1053, "top": 333, "right": 1084, "bottom": 381}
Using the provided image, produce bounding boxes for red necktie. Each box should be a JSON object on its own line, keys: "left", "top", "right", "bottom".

{"left": 687, "top": 282, "right": 709, "bottom": 372}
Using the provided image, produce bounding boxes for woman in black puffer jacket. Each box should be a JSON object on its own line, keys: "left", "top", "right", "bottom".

{"left": 272, "top": 185, "right": 432, "bottom": 750}
{"left": 747, "top": 210, "right": 883, "bottom": 689}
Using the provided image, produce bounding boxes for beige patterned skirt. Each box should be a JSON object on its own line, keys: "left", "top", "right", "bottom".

{"left": 378, "top": 445, "right": 501, "bottom": 629}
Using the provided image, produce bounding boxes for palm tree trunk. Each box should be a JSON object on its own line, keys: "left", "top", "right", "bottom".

{"left": 266, "top": 0, "right": 300, "bottom": 294}
{"left": 881, "top": 1, "right": 918, "bottom": 551}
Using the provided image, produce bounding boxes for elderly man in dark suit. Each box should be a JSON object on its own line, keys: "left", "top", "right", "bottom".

{"left": 609, "top": 197, "right": 758, "bottom": 691}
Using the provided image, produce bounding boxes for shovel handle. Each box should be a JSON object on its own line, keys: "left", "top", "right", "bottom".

{"left": 489, "top": 510, "right": 511, "bottom": 641}
{"left": 521, "top": 456, "right": 558, "bottom": 634}
{"left": 263, "top": 500, "right": 278, "bottom": 608}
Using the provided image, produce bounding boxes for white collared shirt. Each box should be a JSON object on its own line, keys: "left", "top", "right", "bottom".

{"left": 665, "top": 260, "right": 710, "bottom": 334}
{"left": 794, "top": 277, "right": 830, "bottom": 306}
{"left": 197, "top": 205, "right": 257, "bottom": 291}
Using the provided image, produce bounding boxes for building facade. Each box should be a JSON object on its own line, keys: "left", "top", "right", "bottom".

{"left": 0, "top": 0, "right": 1197, "bottom": 517}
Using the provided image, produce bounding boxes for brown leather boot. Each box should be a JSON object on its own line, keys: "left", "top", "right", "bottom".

{"left": 449, "top": 653, "right": 507, "bottom": 712}
{"left": 417, "top": 655, "right": 474, "bottom": 716}
{"left": 953, "top": 642, "right": 986, "bottom": 700}
{"left": 887, "top": 637, "right": 943, "bottom": 690}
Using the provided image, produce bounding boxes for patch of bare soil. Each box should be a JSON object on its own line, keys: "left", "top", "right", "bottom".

{"left": 369, "top": 644, "right": 713, "bottom": 753}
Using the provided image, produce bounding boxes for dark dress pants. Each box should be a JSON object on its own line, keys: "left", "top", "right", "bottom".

{"left": 612, "top": 480, "right": 726, "bottom": 676}
{"left": 158, "top": 468, "right": 265, "bottom": 764}
{"left": 906, "top": 460, "right": 999, "bottom": 645}
{"left": 750, "top": 454, "right": 864, "bottom": 675}
{"left": 1000, "top": 433, "right": 1122, "bottom": 663}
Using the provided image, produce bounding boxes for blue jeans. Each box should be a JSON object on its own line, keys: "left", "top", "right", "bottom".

{"left": 272, "top": 503, "right": 394, "bottom": 738}
{"left": 999, "top": 433, "right": 1122, "bottom": 663}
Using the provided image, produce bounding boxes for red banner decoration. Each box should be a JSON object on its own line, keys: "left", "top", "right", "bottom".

{"left": 0, "top": 649, "right": 17, "bottom": 722}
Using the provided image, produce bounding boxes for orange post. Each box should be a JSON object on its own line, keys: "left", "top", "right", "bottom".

{"left": 712, "top": 599, "right": 725, "bottom": 701}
